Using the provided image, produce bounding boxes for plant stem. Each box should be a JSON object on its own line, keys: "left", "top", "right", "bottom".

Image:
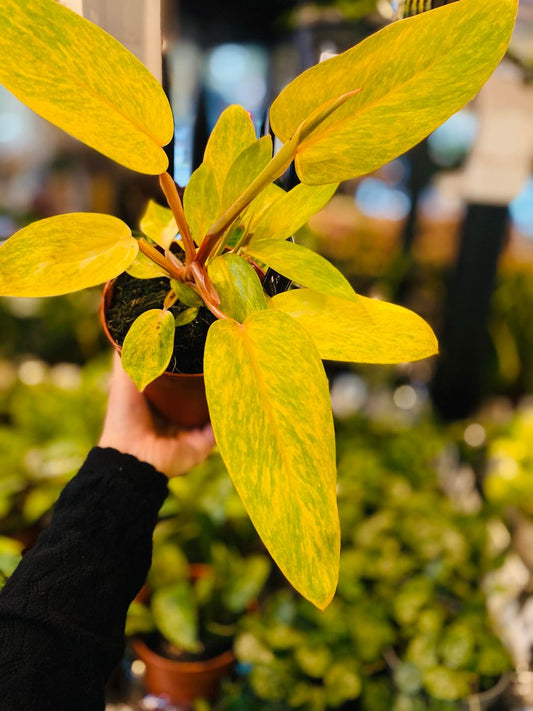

{"left": 196, "top": 132, "right": 300, "bottom": 266}
{"left": 159, "top": 172, "right": 196, "bottom": 265}
{"left": 195, "top": 88, "right": 362, "bottom": 266}
{"left": 189, "top": 262, "right": 229, "bottom": 321}
{"left": 298, "top": 87, "right": 363, "bottom": 143}
{"left": 163, "top": 289, "right": 178, "bottom": 310}
{"left": 138, "top": 238, "right": 184, "bottom": 280}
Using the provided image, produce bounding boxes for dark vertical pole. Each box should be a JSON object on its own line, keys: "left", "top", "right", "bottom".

{"left": 431, "top": 204, "right": 509, "bottom": 420}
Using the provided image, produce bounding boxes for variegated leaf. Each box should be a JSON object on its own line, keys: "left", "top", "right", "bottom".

{"left": 0, "top": 213, "right": 137, "bottom": 297}
{"left": 0, "top": 0, "right": 173, "bottom": 173}
{"left": 204, "top": 310, "right": 339, "bottom": 608}
{"left": 271, "top": 288, "right": 438, "bottom": 363}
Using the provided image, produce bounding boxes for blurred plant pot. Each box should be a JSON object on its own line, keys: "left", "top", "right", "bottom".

{"left": 133, "top": 564, "right": 235, "bottom": 704}
{"left": 133, "top": 637, "right": 235, "bottom": 705}
{"left": 462, "top": 673, "right": 512, "bottom": 711}
{"left": 100, "top": 280, "right": 210, "bottom": 429}
{"left": 385, "top": 649, "right": 512, "bottom": 711}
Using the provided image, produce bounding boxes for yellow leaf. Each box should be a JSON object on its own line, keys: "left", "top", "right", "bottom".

{"left": 271, "top": 288, "right": 438, "bottom": 363}
{"left": 183, "top": 163, "right": 220, "bottom": 246}
{"left": 269, "top": 0, "right": 517, "bottom": 184}
{"left": 0, "top": 213, "right": 137, "bottom": 297}
{"left": 207, "top": 254, "right": 266, "bottom": 323}
{"left": 244, "top": 183, "right": 286, "bottom": 232}
{"left": 251, "top": 183, "right": 338, "bottom": 242}
{"left": 204, "top": 105, "right": 257, "bottom": 194}
{"left": 140, "top": 200, "right": 177, "bottom": 250}
{"left": 222, "top": 136, "right": 273, "bottom": 211}
{"left": 0, "top": 0, "right": 173, "bottom": 174}
{"left": 205, "top": 311, "right": 339, "bottom": 609}
{"left": 122, "top": 309, "right": 175, "bottom": 391}
{"left": 243, "top": 239, "right": 356, "bottom": 301}
{"left": 127, "top": 251, "right": 169, "bottom": 280}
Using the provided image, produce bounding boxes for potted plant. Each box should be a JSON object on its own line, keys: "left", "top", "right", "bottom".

{"left": 127, "top": 538, "right": 270, "bottom": 704}
{"left": 123, "top": 449, "right": 270, "bottom": 704}
{"left": 0, "top": 0, "right": 517, "bottom": 607}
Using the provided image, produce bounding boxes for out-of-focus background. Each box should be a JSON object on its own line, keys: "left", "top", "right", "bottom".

{"left": 2, "top": 1, "right": 533, "bottom": 709}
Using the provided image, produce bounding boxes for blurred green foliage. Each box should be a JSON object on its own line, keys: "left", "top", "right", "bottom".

{"left": 217, "top": 417, "right": 512, "bottom": 710}
{"left": 484, "top": 405, "right": 533, "bottom": 517}
{"left": 0, "top": 355, "right": 109, "bottom": 536}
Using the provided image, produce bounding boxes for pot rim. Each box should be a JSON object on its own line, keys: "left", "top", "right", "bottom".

{"left": 133, "top": 636, "right": 235, "bottom": 673}
{"left": 100, "top": 279, "right": 204, "bottom": 380}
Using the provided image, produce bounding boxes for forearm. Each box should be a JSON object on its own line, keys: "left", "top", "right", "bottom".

{"left": 0, "top": 447, "right": 168, "bottom": 709}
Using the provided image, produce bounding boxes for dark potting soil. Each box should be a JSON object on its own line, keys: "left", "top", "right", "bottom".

{"left": 105, "top": 273, "right": 216, "bottom": 374}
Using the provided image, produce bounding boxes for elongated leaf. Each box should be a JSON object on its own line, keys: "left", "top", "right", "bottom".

{"left": 0, "top": 0, "right": 173, "bottom": 174}
{"left": 270, "top": 0, "right": 517, "bottom": 184}
{"left": 251, "top": 183, "right": 338, "bottom": 242}
{"left": 140, "top": 200, "right": 177, "bottom": 250}
{"left": 243, "top": 239, "right": 356, "bottom": 301}
{"left": 271, "top": 289, "right": 438, "bottom": 363}
{"left": 222, "top": 136, "right": 273, "bottom": 211}
{"left": 183, "top": 162, "right": 220, "bottom": 245}
{"left": 0, "top": 213, "right": 137, "bottom": 297}
{"left": 208, "top": 254, "right": 267, "bottom": 323}
{"left": 152, "top": 582, "right": 200, "bottom": 653}
{"left": 204, "top": 105, "right": 257, "bottom": 194}
{"left": 204, "top": 310, "right": 339, "bottom": 608}
{"left": 122, "top": 309, "right": 175, "bottom": 390}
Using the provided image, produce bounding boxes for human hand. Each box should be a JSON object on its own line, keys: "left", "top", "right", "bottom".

{"left": 99, "top": 354, "right": 215, "bottom": 478}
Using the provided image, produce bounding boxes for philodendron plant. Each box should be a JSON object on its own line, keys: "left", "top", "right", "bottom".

{"left": 0, "top": 0, "right": 516, "bottom": 608}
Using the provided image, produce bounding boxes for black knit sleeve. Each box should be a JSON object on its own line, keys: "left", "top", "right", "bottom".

{"left": 0, "top": 446, "right": 168, "bottom": 711}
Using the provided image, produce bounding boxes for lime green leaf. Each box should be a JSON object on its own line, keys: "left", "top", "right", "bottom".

{"left": 0, "top": 213, "right": 137, "bottom": 297}
{"left": 243, "top": 239, "right": 356, "bottom": 301}
{"left": 204, "top": 310, "right": 339, "bottom": 609}
{"left": 0, "top": 0, "right": 173, "bottom": 174}
{"left": 175, "top": 307, "right": 199, "bottom": 327}
{"left": 271, "top": 289, "right": 438, "bottom": 363}
{"left": 222, "top": 136, "right": 273, "bottom": 211}
{"left": 121, "top": 309, "right": 175, "bottom": 390}
{"left": 125, "top": 601, "right": 154, "bottom": 637}
{"left": 204, "top": 105, "right": 257, "bottom": 194}
{"left": 183, "top": 162, "right": 220, "bottom": 246}
{"left": 251, "top": 183, "right": 338, "bottom": 242}
{"left": 152, "top": 582, "right": 201, "bottom": 653}
{"left": 423, "top": 667, "right": 475, "bottom": 701}
{"left": 127, "top": 251, "right": 169, "bottom": 279}
{"left": 0, "top": 536, "right": 23, "bottom": 578}
{"left": 207, "top": 254, "right": 267, "bottom": 323}
{"left": 270, "top": 0, "right": 518, "bottom": 184}
{"left": 170, "top": 280, "right": 203, "bottom": 308}
{"left": 23, "top": 487, "right": 59, "bottom": 524}
{"left": 139, "top": 200, "right": 177, "bottom": 250}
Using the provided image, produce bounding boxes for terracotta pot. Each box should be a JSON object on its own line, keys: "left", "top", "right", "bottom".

{"left": 134, "top": 564, "right": 234, "bottom": 704}
{"left": 133, "top": 637, "right": 235, "bottom": 705}
{"left": 100, "top": 280, "right": 210, "bottom": 429}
